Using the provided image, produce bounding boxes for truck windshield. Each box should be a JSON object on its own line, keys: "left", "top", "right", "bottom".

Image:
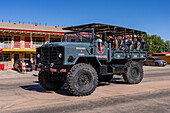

{"left": 63, "top": 31, "right": 93, "bottom": 42}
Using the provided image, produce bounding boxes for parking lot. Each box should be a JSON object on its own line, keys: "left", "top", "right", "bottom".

{"left": 0, "top": 65, "right": 170, "bottom": 113}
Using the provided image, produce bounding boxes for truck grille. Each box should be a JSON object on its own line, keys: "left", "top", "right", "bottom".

{"left": 36, "top": 47, "right": 64, "bottom": 65}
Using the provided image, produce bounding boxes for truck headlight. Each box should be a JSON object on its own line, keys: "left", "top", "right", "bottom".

{"left": 59, "top": 53, "right": 62, "bottom": 58}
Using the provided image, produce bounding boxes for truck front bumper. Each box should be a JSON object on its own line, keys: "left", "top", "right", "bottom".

{"left": 36, "top": 64, "right": 71, "bottom": 73}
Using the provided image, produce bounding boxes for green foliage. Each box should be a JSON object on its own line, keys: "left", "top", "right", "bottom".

{"left": 146, "top": 35, "right": 164, "bottom": 54}
{"left": 163, "top": 41, "right": 170, "bottom": 52}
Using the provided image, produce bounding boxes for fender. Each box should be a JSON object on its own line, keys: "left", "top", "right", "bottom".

{"left": 64, "top": 55, "right": 102, "bottom": 74}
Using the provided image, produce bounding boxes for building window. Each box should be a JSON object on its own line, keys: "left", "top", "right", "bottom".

{"left": 0, "top": 53, "right": 11, "bottom": 61}
{"left": 33, "top": 37, "right": 45, "bottom": 44}
{"left": 50, "top": 38, "right": 61, "bottom": 42}
{"left": 0, "top": 35, "right": 12, "bottom": 43}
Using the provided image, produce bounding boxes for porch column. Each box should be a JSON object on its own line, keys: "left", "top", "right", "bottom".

{"left": 30, "top": 33, "right": 32, "bottom": 49}
{"left": 30, "top": 53, "right": 33, "bottom": 63}
{"left": 11, "top": 35, "right": 14, "bottom": 49}
{"left": 48, "top": 33, "right": 51, "bottom": 43}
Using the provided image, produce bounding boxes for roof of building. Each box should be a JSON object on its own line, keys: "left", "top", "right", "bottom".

{"left": 0, "top": 22, "right": 68, "bottom": 34}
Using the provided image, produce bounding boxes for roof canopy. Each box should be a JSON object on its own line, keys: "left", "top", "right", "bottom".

{"left": 63, "top": 23, "right": 146, "bottom": 35}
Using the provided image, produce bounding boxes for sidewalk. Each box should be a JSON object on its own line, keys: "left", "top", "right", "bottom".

{"left": 0, "top": 70, "right": 38, "bottom": 79}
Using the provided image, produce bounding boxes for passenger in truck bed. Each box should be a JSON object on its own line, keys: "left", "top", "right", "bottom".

{"left": 106, "top": 36, "right": 118, "bottom": 49}
{"left": 121, "top": 37, "right": 128, "bottom": 50}
{"left": 135, "top": 36, "right": 141, "bottom": 50}
{"left": 121, "top": 37, "right": 133, "bottom": 50}
{"left": 112, "top": 36, "right": 118, "bottom": 49}
{"left": 126, "top": 38, "right": 133, "bottom": 50}
{"left": 140, "top": 38, "right": 145, "bottom": 50}
{"left": 95, "top": 34, "right": 102, "bottom": 43}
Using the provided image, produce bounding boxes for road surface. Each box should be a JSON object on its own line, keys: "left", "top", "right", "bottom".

{"left": 0, "top": 65, "right": 170, "bottom": 113}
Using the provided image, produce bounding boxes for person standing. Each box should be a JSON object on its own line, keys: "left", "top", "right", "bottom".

{"left": 22, "top": 60, "right": 26, "bottom": 73}
{"left": 96, "top": 34, "right": 102, "bottom": 43}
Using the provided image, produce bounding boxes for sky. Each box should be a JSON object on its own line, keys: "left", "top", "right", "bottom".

{"left": 0, "top": 0, "right": 170, "bottom": 41}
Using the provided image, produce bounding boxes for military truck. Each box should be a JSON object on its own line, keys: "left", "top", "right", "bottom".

{"left": 36, "top": 23, "right": 148, "bottom": 96}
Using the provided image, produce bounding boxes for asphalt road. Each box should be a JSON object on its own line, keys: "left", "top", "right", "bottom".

{"left": 0, "top": 65, "right": 170, "bottom": 113}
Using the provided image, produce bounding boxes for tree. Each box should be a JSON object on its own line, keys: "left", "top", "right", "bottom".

{"left": 146, "top": 35, "right": 164, "bottom": 54}
{"left": 163, "top": 41, "right": 170, "bottom": 52}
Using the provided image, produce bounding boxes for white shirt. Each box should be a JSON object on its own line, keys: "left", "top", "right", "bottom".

{"left": 96, "top": 39, "right": 102, "bottom": 43}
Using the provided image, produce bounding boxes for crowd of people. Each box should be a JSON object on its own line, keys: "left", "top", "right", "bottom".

{"left": 95, "top": 34, "right": 145, "bottom": 51}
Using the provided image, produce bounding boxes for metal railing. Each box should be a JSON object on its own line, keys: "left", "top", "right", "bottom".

{"left": 0, "top": 41, "right": 44, "bottom": 49}
{"left": 0, "top": 41, "right": 12, "bottom": 49}
{"left": 32, "top": 42, "right": 44, "bottom": 49}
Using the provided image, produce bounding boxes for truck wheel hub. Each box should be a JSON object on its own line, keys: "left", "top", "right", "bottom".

{"left": 131, "top": 67, "right": 138, "bottom": 77}
{"left": 78, "top": 74, "right": 90, "bottom": 86}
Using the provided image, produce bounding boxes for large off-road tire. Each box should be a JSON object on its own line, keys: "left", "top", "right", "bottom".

{"left": 122, "top": 61, "right": 143, "bottom": 84}
{"left": 99, "top": 75, "right": 113, "bottom": 82}
{"left": 38, "top": 71, "right": 64, "bottom": 91}
{"left": 66, "top": 63, "right": 98, "bottom": 96}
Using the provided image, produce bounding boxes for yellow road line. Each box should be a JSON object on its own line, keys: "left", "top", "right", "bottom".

{"left": 1, "top": 86, "right": 170, "bottom": 112}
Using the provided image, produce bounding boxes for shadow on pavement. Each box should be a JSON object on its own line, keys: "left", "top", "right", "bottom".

{"left": 54, "top": 89, "right": 72, "bottom": 96}
{"left": 110, "top": 81, "right": 127, "bottom": 84}
{"left": 98, "top": 82, "right": 110, "bottom": 86}
{"left": 109, "top": 78, "right": 127, "bottom": 84}
{"left": 20, "top": 83, "right": 72, "bottom": 96}
{"left": 98, "top": 77, "right": 126, "bottom": 86}
{"left": 32, "top": 74, "right": 38, "bottom": 77}
{"left": 20, "top": 85, "right": 49, "bottom": 93}
{"left": 33, "top": 81, "right": 39, "bottom": 83}
{"left": 20, "top": 77, "right": 126, "bottom": 96}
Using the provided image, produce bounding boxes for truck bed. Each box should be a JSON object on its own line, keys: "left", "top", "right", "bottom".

{"left": 112, "top": 50, "right": 147, "bottom": 59}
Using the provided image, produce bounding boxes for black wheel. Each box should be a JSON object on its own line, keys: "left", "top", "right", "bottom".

{"left": 122, "top": 61, "right": 143, "bottom": 84}
{"left": 162, "top": 64, "right": 166, "bottom": 67}
{"left": 66, "top": 63, "right": 98, "bottom": 96}
{"left": 38, "top": 71, "right": 64, "bottom": 91}
{"left": 99, "top": 75, "right": 113, "bottom": 82}
{"left": 155, "top": 62, "right": 159, "bottom": 66}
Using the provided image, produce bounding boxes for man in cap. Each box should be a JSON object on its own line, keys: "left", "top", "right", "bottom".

{"left": 95, "top": 34, "right": 102, "bottom": 43}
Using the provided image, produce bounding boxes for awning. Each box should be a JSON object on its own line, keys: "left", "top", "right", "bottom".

{"left": 0, "top": 49, "right": 36, "bottom": 52}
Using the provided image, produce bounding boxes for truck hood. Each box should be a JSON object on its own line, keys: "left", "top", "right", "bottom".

{"left": 39, "top": 42, "right": 91, "bottom": 48}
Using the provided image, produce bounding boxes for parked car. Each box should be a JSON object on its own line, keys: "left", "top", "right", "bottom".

{"left": 13, "top": 58, "right": 33, "bottom": 72}
{"left": 143, "top": 57, "right": 167, "bottom": 66}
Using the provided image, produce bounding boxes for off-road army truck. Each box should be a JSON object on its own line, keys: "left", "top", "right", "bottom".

{"left": 36, "top": 23, "right": 148, "bottom": 96}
